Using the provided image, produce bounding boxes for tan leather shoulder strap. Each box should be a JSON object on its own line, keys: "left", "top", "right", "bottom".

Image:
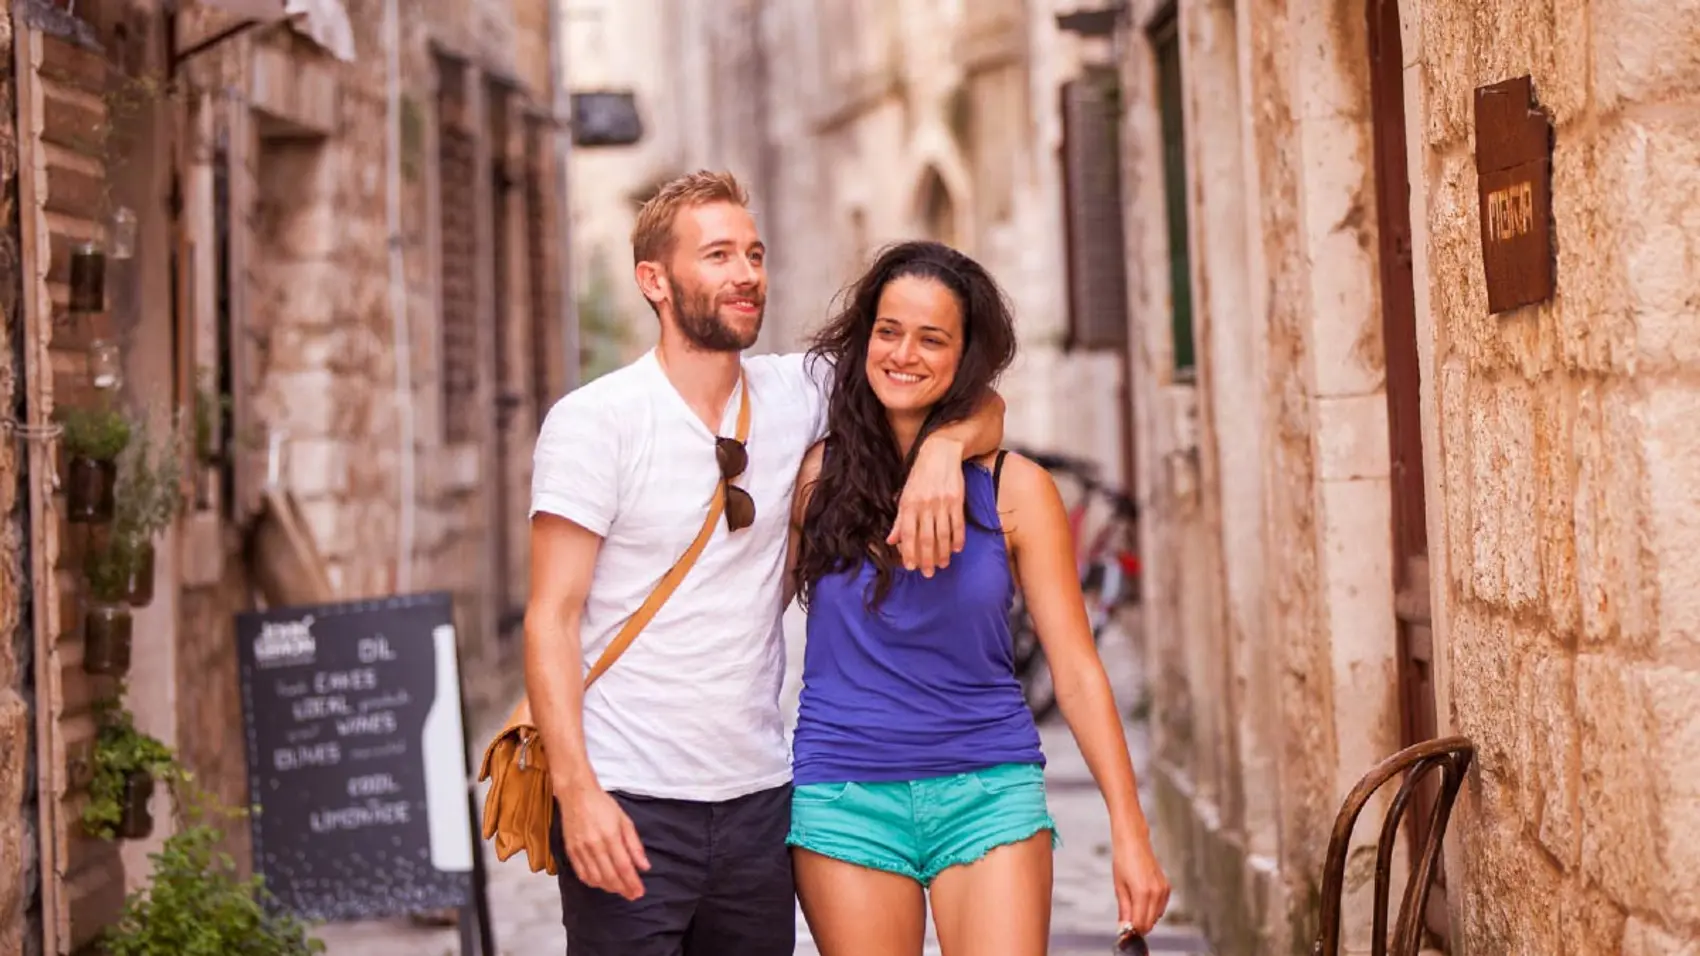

{"left": 583, "top": 371, "right": 751, "bottom": 689}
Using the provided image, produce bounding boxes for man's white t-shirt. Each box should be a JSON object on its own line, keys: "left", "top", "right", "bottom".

{"left": 530, "top": 349, "right": 831, "bottom": 802}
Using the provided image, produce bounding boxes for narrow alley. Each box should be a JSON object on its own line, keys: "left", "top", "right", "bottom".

{"left": 4, "top": 1, "right": 1697, "bottom": 955}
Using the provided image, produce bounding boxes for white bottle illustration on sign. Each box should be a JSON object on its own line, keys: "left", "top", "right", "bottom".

{"left": 422, "top": 623, "right": 474, "bottom": 873}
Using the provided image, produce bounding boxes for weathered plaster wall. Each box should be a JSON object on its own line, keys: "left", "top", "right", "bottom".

{"left": 0, "top": 4, "right": 42, "bottom": 951}
{"left": 1126, "top": 0, "right": 1408, "bottom": 952}
{"left": 1411, "top": 1, "right": 1700, "bottom": 952}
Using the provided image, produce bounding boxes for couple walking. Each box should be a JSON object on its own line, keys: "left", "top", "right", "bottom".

{"left": 522, "top": 169, "right": 1168, "bottom": 955}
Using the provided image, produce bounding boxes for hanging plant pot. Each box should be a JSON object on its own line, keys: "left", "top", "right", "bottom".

{"left": 69, "top": 242, "right": 107, "bottom": 313}
{"left": 117, "top": 770, "right": 155, "bottom": 840}
{"left": 66, "top": 456, "right": 118, "bottom": 524}
{"left": 124, "top": 542, "right": 156, "bottom": 607}
{"left": 84, "top": 602, "right": 134, "bottom": 677}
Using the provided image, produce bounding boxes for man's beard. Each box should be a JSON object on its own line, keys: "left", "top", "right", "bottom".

{"left": 669, "top": 277, "right": 763, "bottom": 352}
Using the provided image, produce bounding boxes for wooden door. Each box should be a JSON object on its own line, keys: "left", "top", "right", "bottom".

{"left": 1367, "top": 0, "right": 1448, "bottom": 942}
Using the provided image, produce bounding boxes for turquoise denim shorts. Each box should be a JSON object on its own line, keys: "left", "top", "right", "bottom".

{"left": 785, "top": 762, "right": 1061, "bottom": 886}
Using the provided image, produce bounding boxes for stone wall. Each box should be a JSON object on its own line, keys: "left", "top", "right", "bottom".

{"left": 184, "top": 0, "right": 562, "bottom": 732}
{"left": 1126, "top": 0, "right": 1700, "bottom": 953}
{"left": 1411, "top": 1, "right": 1700, "bottom": 951}
{"left": 1121, "top": 0, "right": 1412, "bottom": 952}
{"left": 0, "top": 4, "right": 42, "bottom": 952}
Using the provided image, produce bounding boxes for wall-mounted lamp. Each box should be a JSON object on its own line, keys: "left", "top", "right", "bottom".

{"left": 1055, "top": 2, "right": 1129, "bottom": 36}
{"left": 571, "top": 92, "right": 645, "bottom": 148}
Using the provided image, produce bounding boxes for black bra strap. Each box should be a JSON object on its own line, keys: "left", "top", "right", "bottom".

{"left": 992, "top": 449, "right": 1009, "bottom": 497}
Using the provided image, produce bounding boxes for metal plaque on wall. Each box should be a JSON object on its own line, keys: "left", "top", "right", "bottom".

{"left": 1474, "top": 75, "right": 1556, "bottom": 314}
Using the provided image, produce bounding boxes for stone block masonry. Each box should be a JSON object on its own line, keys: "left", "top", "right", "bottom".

{"left": 1118, "top": 0, "right": 1700, "bottom": 953}
{"left": 0, "top": 2, "right": 37, "bottom": 949}
{"left": 1416, "top": 0, "right": 1700, "bottom": 952}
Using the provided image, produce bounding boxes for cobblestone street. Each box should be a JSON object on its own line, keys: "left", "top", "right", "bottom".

{"left": 313, "top": 609, "right": 1210, "bottom": 955}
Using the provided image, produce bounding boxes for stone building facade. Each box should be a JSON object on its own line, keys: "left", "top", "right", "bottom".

{"left": 2, "top": 5, "right": 42, "bottom": 952}
{"left": 1120, "top": 0, "right": 1700, "bottom": 954}
{"left": 562, "top": 0, "right": 1135, "bottom": 480}
{"left": 3, "top": 0, "right": 572, "bottom": 950}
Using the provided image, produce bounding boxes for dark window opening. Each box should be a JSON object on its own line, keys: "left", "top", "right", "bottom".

{"left": 1151, "top": 8, "right": 1196, "bottom": 376}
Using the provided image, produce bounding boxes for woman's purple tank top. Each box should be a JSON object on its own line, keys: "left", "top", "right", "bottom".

{"left": 790, "top": 458, "right": 1046, "bottom": 786}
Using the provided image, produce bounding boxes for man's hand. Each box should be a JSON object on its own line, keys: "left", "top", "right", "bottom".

{"left": 888, "top": 436, "right": 967, "bottom": 577}
{"left": 557, "top": 781, "right": 651, "bottom": 900}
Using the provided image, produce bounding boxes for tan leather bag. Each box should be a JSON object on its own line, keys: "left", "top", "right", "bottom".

{"left": 477, "top": 379, "right": 750, "bottom": 875}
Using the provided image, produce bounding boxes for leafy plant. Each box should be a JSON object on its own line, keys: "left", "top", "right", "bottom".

{"left": 83, "top": 534, "right": 145, "bottom": 602}
{"left": 115, "top": 410, "right": 187, "bottom": 541}
{"left": 193, "top": 373, "right": 230, "bottom": 464}
{"left": 58, "top": 403, "right": 132, "bottom": 461}
{"left": 577, "top": 250, "right": 632, "bottom": 385}
{"left": 101, "top": 784, "right": 325, "bottom": 956}
{"left": 83, "top": 698, "right": 180, "bottom": 840}
{"left": 80, "top": 410, "right": 187, "bottom": 597}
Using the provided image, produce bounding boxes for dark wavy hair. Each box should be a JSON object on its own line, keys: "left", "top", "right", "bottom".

{"left": 794, "top": 240, "right": 1017, "bottom": 612}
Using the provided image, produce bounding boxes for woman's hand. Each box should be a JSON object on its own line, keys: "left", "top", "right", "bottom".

{"left": 1112, "top": 829, "right": 1171, "bottom": 937}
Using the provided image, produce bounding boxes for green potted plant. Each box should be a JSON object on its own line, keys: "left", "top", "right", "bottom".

{"left": 83, "top": 698, "right": 179, "bottom": 841}
{"left": 57, "top": 403, "right": 133, "bottom": 523}
{"left": 83, "top": 534, "right": 139, "bottom": 676}
{"left": 101, "top": 784, "right": 325, "bottom": 956}
{"left": 193, "top": 373, "right": 231, "bottom": 512}
{"left": 110, "top": 412, "right": 187, "bottom": 606}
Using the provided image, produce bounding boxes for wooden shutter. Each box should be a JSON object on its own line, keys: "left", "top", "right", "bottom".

{"left": 523, "top": 115, "right": 556, "bottom": 416}
{"left": 437, "top": 58, "right": 479, "bottom": 444}
{"left": 1059, "top": 65, "right": 1130, "bottom": 353}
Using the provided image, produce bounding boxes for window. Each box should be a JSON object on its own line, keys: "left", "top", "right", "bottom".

{"left": 1150, "top": 8, "right": 1196, "bottom": 375}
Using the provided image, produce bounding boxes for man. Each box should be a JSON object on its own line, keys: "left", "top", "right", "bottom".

{"left": 524, "top": 170, "right": 1005, "bottom": 955}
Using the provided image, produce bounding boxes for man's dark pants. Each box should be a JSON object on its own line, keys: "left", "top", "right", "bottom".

{"left": 549, "top": 784, "right": 795, "bottom": 956}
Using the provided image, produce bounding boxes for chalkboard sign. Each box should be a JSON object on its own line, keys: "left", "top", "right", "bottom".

{"left": 236, "top": 592, "right": 476, "bottom": 923}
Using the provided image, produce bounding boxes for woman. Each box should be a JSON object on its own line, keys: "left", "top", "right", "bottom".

{"left": 785, "top": 240, "right": 1170, "bottom": 956}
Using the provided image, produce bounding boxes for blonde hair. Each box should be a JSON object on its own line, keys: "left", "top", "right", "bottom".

{"left": 630, "top": 170, "right": 751, "bottom": 267}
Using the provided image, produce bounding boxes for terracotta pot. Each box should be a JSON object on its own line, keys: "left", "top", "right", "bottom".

{"left": 84, "top": 603, "right": 133, "bottom": 677}
{"left": 117, "top": 771, "right": 155, "bottom": 840}
{"left": 124, "top": 541, "right": 155, "bottom": 607}
{"left": 65, "top": 456, "right": 117, "bottom": 524}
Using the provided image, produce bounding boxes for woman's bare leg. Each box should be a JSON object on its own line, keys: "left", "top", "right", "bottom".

{"left": 926, "top": 832, "right": 1053, "bottom": 956}
{"left": 793, "top": 848, "right": 928, "bottom": 956}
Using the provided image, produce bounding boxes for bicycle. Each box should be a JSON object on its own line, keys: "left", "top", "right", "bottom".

{"left": 1004, "top": 448, "right": 1142, "bottom": 721}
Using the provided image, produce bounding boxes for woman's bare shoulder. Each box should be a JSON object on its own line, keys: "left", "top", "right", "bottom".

{"left": 978, "top": 450, "right": 1055, "bottom": 493}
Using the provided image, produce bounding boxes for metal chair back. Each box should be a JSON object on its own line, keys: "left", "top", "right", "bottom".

{"left": 1313, "top": 736, "right": 1474, "bottom": 956}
